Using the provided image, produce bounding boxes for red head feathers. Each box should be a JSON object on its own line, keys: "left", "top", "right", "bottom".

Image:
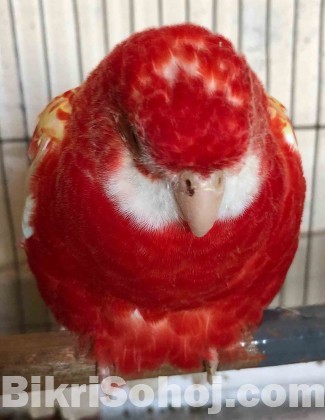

{"left": 77, "top": 24, "right": 269, "bottom": 175}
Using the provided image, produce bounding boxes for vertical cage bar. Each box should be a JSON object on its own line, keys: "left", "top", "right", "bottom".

{"left": 302, "top": 0, "right": 325, "bottom": 305}
{"left": 289, "top": 0, "right": 298, "bottom": 123}
{"left": 0, "top": 133, "right": 25, "bottom": 333}
{"left": 72, "top": 0, "right": 84, "bottom": 83}
{"left": 7, "top": 0, "right": 29, "bottom": 143}
{"left": 158, "top": 0, "right": 163, "bottom": 26}
{"left": 33, "top": 0, "right": 54, "bottom": 330}
{"left": 267, "top": 0, "right": 280, "bottom": 304}
{"left": 102, "top": 0, "right": 109, "bottom": 54}
{"left": 265, "top": 0, "right": 271, "bottom": 93}
{"left": 280, "top": 0, "right": 298, "bottom": 306}
{"left": 38, "top": 0, "right": 52, "bottom": 101}
{"left": 212, "top": 0, "right": 218, "bottom": 33}
{"left": 185, "top": 0, "right": 190, "bottom": 22}
{"left": 129, "top": 0, "right": 135, "bottom": 34}
{"left": 237, "top": 0, "right": 243, "bottom": 52}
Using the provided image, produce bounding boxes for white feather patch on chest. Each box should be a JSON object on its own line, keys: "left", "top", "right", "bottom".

{"left": 218, "top": 153, "right": 261, "bottom": 220}
{"left": 105, "top": 154, "right": 179, "bottom": 230}
{"left": 105, "top": 151, "right": 261, "bottom": 230}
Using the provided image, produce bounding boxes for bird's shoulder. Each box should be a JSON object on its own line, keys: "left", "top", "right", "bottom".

{"left": 267, "top": 96, "right": 298, "bottom": 151}
{"left": 28, "top": 88, "right": 78, "bottom": 164}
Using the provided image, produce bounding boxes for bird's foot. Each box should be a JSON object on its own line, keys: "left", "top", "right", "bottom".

{"left": 97, "top": 365, "right": 111, "bottom": 386}
{"left": 204, "top": 349, "right": 219, "bottom": 384}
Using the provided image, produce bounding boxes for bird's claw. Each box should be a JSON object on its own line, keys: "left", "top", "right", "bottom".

{"left": 204, "top": 349, "right": 219, "bottom": 384}
{"left": 97, "top": 365, "right": 111, "bottom": 384}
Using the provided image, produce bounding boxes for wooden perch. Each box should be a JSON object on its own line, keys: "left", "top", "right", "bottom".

{"left": 0, "top": 305, "right": 324, "bottom": 394}
{"left": 0, "top": 331, "right": 95, "bottom": 394}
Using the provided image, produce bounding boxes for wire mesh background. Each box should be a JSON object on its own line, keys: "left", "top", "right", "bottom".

{"left": 0, "top": 0, "right": 324, "bottom": 335}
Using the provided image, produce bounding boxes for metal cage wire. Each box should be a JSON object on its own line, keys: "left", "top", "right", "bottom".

{"left": 0, "top": 0, "right": 324, "bottom": 334}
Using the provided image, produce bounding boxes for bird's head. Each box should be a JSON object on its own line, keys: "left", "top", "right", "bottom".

{"left": 79, "top": 24, "right": 270, "bottom": 237}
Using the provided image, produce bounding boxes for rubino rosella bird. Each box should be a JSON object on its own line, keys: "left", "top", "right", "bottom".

{"left": 23, "top": 24, "right": 305, "bottom": 376}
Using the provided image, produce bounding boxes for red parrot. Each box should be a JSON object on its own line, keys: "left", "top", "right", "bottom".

{"left": 23, "top": 24, "right": 305, "bottom": 375}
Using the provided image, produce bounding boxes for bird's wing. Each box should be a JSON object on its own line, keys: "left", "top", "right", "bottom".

{"left": 267, "top": 96, "right": 298, "bottom": 150}
{"left": 22, "top": 88, "right": 77, "bottom": 240}
{"left": 28, "top": 88, "right": 78, "bottom": 167}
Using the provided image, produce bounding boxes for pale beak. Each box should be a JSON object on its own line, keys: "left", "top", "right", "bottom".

{"left": 173, "top": 170, "right": 225, "bottom": 237}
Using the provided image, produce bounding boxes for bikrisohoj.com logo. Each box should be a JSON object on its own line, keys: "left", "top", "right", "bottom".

{"left": 1, "top": 375, "right": 325, "bottom": 413}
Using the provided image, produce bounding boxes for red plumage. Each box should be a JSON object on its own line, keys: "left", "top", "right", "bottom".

{"left": 24, "top": 24, "right": 305, "bottom": 374}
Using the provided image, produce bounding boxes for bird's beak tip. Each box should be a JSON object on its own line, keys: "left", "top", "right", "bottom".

{"left": 173, "top": 170, "right": 225, "bottom": 238}
{"left": 190, "top": 226, "right": 213, "bottom": 238}
{"left": 186, "top": 217, "right": 216, "bottom": 238}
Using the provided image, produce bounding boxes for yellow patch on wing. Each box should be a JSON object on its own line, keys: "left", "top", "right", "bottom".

{"left": 267, "top": 96, "right": 298, "bottom": 150}
{"left": 28, "top": 88, "right": 78, "bottom": 162}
